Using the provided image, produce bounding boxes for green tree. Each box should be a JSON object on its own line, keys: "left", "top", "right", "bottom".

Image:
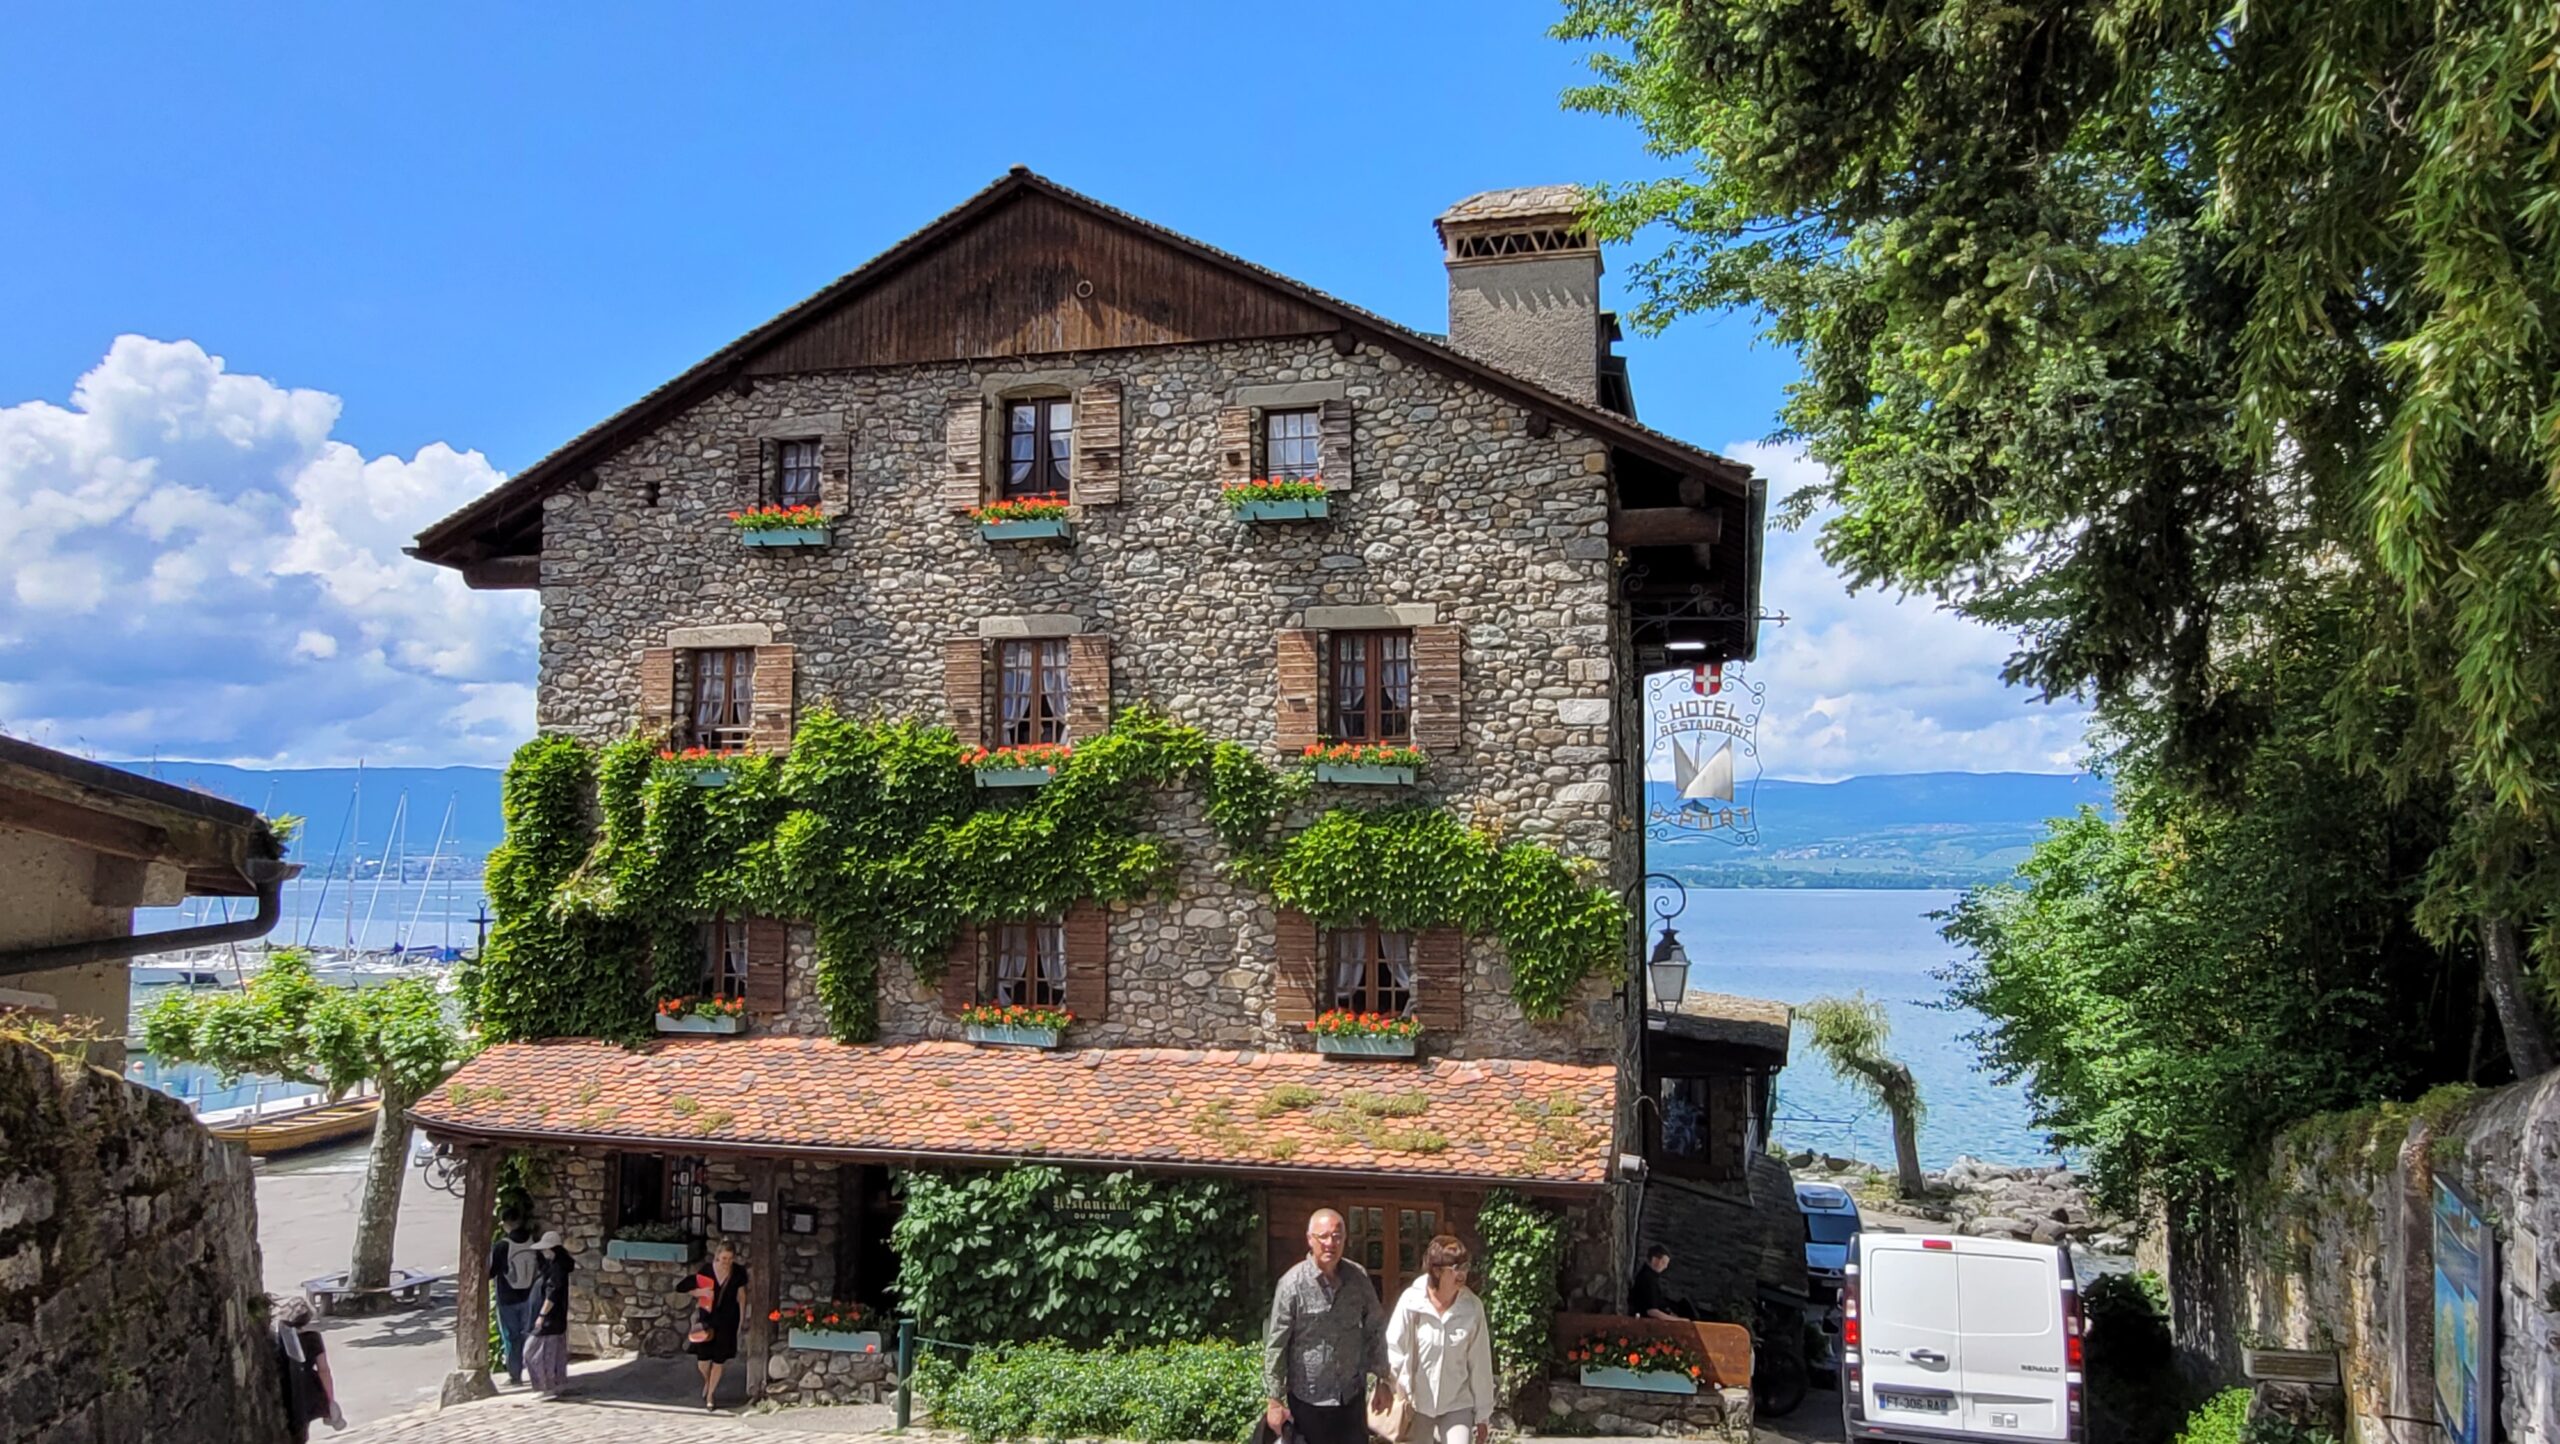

{"left": 1799, "top": 993, "right": 1927, "bottom": 1197}
{"left": 142, "top": 950, "right": 464, "bottom": 1290}
{"left": 1554, "top": 0, "right": 2560, "bottom": 1075}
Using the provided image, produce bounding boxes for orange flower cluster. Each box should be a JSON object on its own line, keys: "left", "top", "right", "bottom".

{"left": 771, "top": 1299, "right": 876, "bottom": 1335}
{"left": 657, "top": 995, "right": 745, "bottom": 1020}
{"left": 657, "top": 745, "right": 743, "bottom": 762}
{"left": 1562, "top": 1333, "right": 1706, "bottom": 1383}
{"left": 1220, "top": 477, "right": 1327, "bottom": 504}
{"left": 958, "top": 1002, "right": 1075, "bottom": 1030}
{"left": 962, "top": 742, "right": 1072, "bottom": 772}
{"left": 1305, "top": 1008, "right": 1422, "bottom": 1040}
{"left": 728, "top": 503, "right": 829, "bottom": 532}
{"left": 1301, "top": 742, "right": 1427, "bottom": 769}
{"left": 968, "top": 497, "right": 1071, "bottom": 523}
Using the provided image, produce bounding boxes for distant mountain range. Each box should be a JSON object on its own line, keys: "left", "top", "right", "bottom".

{"left": 111, "top": 760, "right": 2105, "bottom": 890}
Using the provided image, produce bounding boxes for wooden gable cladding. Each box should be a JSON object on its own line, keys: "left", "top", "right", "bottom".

{"left": 942, "top": 637, "right": 986, "bottom": 747}
{"left": 1067, "top": 635, "right": 1112, "bottom": 742}
{"left": 744, "top": 919, "right": 790, "bottom": 1017}
{"left": 1064, "top": 902, "right": 1109, "bottom": 1022}
{"left": 1410, "top": 625, "right": 1463, "bottom": 753}
{"left": 1274, "top": 908, "right": 1322, "bottom": 1028}
{"left": 941, "top": 926, "right": 979, "bottom": 1017}
{"left": 635, "top": 648, "right": 678, "bottom": 743}
{"left": 1274, "top": 630, "right": 1321, "bottom": 754}
{"left": 748, "top": 645, "right": 796, "bottom": 752}
{"left": 1414, "top": 927, "right": 1464, "bottom": 1032}
{"left": 744, "top": 190, "right": 1337, "bottom": 375}
{"left": 1071, "top": 382, "right": 1124, "bottom": 504}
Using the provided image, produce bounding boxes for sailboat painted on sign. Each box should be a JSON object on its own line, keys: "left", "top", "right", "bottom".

{"left": 1669, "top": 735, "right": 1735, "bottom": 803}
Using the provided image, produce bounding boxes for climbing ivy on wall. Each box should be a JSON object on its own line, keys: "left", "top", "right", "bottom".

{"left": 1475, "top": 1188, "right": 1566, "bottom": 1403}
{"left": 477, "top": 735, "right": 648, "bottom": 1043}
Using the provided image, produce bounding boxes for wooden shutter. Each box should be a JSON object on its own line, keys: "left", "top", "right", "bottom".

{"left": 1411, "top": 625, "right": 1463, "bottom": 753}
{"left": 1318, "top": 398, "right": 1354, "bottom": 490}
{"left": 1276, "top": 630, "right": 1320, "bottom": 754}
{"left": 1413, "top": 927, "right": 1464, "bottom": 1032}
{"left": 824, "top": 434, "right": 852, "bottom": 513}
{"left": 1216, "top": 406, "right": 1254, "bottom": 484}
{"left": 943, "top": 395, "right": 984, "bottom": 512}
{"left": 1067, "top": 634, "right": 1112, "bottom": 741}
{"left": 1072, "top": 381, "right": 1124, "bottom": 504}
{"left": 1064, "top": 902, "right": 1109, "bottom": 1023}
{"left": 744, "top": 919, "right": 789, "bottom": 1018}
{"left": 746, "top": 436, "right": 772, "bottom": 505}
{"left": 636, "top": 648, "right": 678, "bottom": 743}
{"left": 943, "top": 638, "right": 986, "bottom": 748}
{"left": 941, "top": 926, "right": 979, "bottom": 1016}
{"left": 1275, "top": 908, "right": 1321, "bottom": 1029}
{"left": 748, "top": 644, "right": 795, "bottom": 753}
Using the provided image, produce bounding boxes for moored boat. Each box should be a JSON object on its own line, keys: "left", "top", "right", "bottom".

{"left": 207, "top": 1095, "right": 382, "bottom": 1156}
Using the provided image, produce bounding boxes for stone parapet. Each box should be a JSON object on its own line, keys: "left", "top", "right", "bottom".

{"left": 1543, "top": 1379, "right": 1753, "bottom": 1441}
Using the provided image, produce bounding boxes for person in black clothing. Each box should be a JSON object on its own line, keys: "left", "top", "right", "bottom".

{"left": 271, "top": 1294, "right": 341, "bottom": 1440}
{"left": 1630, "top": 1245, "right": 1697, "bottom": 1321}
{"left": 523, "top": 1231, "right": 576, "bottom": 1397}
{"left": 688, "top": 1240, "right": 749, "bottom": 1411}
{"left": 489, "top": 1213, "right": 539, "bottom": 1385}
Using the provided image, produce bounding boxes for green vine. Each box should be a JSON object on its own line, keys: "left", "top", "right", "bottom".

{"left": 1476, "top": 1189, "right": 1565, "bottom": 1404}
{"left": 477, "top": 735, "right": 648, "bottom": 1043}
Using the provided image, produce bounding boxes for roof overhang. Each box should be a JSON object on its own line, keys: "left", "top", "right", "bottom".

{"left": 0, "top": 736, "right": 283, "bottom": 897}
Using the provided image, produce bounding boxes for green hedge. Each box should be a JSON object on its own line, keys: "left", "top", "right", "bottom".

{"left": 2172, "top": 1389, "right": 2340, "bottom": 1444}
{"left": 921, "top": 1341, "right": 1263, "bottom": 1443}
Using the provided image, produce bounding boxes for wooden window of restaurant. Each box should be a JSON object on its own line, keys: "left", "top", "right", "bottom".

{"left": 613, "top": 1153, "right": 706, "bottom": 1229}
{"left": 1264, "top": 407, "right": 1322, "bottom": 481}
{"left": 1003, "top": 398, "right": 1073, "bottom": 499}
{"left": 775, "top": 438, "right": 823, "bottom": 508}
{"left": 997, "top": 639, "right": 1070, "bottom": 747}
{"left": 1327, "top": 923, "right": 1415, "bottom": 1017}
{"left": 1327, "top": 631, "right": 1413, "bottom": 744}
{"left": 702, "top": 918, "right": 749, "bottom": 1001}
{"left": 678, "top": 648, "right": 756, "bottom": 752}
{"left": 1345, "top": 1202, "right": 1443, "bottom": 1299}
{"left": 983, "top": 917, "right": 1067, "bottom": 1008}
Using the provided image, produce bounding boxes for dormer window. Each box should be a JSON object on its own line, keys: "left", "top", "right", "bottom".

{"left": 1003, "top": 398, "right": 1073, "bottom": 498}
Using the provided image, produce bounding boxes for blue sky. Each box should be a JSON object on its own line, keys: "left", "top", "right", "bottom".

{"left": 0, "top": 2, "right": 2086, "bottom": 776}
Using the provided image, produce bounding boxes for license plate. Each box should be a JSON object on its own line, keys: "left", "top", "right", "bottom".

{"left": 1880, "top": 1392, "right": 1951, "bottom": 1414}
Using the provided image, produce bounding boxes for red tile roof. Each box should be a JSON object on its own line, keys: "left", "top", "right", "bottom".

{"left": 412, "top": 1037, "right": 1616, "bottom": 1193}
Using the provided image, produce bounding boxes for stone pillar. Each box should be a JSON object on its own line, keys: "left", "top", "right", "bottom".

{"left": 745, "top": 1156, "right": 780, "bottom": 1397}
{"left": 440, "top": 1145, "right": 499, "bottom": 1407}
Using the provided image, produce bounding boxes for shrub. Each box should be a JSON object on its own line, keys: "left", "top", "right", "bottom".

{"left": 2174, "top": 1390, "right": 2251, "bottom": 1444}
{"left": 923, "top": 1341, "right": 1262, "bottom": 1443}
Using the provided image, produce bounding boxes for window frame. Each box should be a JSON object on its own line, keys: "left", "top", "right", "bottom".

{"left": 678, "top": 647, "right": 757, "bottom": 752}
{"left": 775, "top": 437, "right": 824, "bottom": 509}
{"left": 1326, "top": 920, "right": 1416, "bottom": 1017}
{"left": 995, "top": 637, "right": 1071, "bottom": 747}
{"left": 1001, "top": 396, "right": 1074, "bottom": 499}
{"left": 613, "top": 1153, "right": 669, "bottom": 1229}
{"left": 1341, "top": 1198, "right": 1445, "bottom": 1300}
{"left": 701, "top": 917, "right": 749, "bottom": 1001}
{"left": 1325, "top": 630, "right": 1415, "bottom": 745}
{"left": 982, "top": 915, "right": 1068, "bottom": 1008}
{"left": 1262, "top": 407, "right": 1322, "bottom": 481}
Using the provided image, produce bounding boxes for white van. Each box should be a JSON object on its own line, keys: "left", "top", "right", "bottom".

{"left": 1840, "top": 1232, "right": 2083, "bottom": 1443}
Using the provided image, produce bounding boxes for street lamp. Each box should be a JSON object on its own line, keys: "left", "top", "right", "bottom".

{"left": 1633, "top": 871, "right": 1690, "bottom": 1027}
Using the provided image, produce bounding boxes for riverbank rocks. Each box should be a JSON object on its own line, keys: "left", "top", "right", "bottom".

{"left": 1788, "top": 1151, "right": 2137, "bottom": 1259}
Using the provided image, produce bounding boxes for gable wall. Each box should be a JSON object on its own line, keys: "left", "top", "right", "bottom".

{"left": 535, "top": 334, "right": 1634, "bottom": 1064}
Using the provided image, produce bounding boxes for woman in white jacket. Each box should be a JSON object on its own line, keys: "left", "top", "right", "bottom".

{"left": 1386, "top": 1235, "right": 1498, "bottom": 1444}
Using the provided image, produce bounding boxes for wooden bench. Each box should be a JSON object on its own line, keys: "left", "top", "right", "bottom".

{"left": 301, "top": 1268, "right": 452, "bottom": 1317}
{"left": 1554, "top": 1311, "right": 1753, "bottom": 1390}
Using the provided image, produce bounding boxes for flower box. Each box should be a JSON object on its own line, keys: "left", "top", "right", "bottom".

{"left": 1579, "top": 1365, "right": 1699, "bottom": 1395}
{"left": 604, "top": 1238, "right": 693, "bottom": 1264}
{"left": 974, "top": 768, "right": 1056, "bottom": 788}
{"left": 739, "top": 526, "right": 831, "bottom": 548}
{"left": 1315, "top": 1034, "right": 1418, "bottom": 1058}
{"left": 1314, "top": 763, "right": 1415, "bottom": 786}
{"left": 685, "top": 767, "right": 733, "bottom": 788}
{"left": 789, "top": 1327, "right": 883, "bottom": 1354}
{"left": 980, "top": 518, "right": 1071, "bottom": 542}
{"left": 964, "top": 1023, "right": 1062, "bottom": 1049}
{"left": 654, "top": 1013, "right": 745, "bottom": 1035}
{"left": 1234, "top": 497, "right": 1329, "bottom": 522}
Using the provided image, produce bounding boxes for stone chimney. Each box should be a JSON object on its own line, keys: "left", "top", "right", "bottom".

{"left": 1435, "top": 186, "right": 1604, "bottom": 406}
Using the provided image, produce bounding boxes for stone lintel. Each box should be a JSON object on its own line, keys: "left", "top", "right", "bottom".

{"left": 749, "top": 412, "right": 845, "bottom": 439}
{"left": 666, "top": 623, "right": 775, "bottom": 650}
{"left": 1305, "top": 604, "right": 1440, "bottom": 630}
{"left": 979, "top": 367, "right": 1093, "bottom": 400}
{"left": 1232, "top": 380, "right": 1347, "bottom": 410}
{"left": 977, "top": 614, "right": 1085, "bottom": 639}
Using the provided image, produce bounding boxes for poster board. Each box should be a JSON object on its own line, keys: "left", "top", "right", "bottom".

{"left": 2431, "top": 1176, "right": 2497, "bottom": 1444}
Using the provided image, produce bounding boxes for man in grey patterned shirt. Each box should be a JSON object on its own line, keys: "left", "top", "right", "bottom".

{"left": 1264, "top": 1209, "right": 1391, "bottom": 1444}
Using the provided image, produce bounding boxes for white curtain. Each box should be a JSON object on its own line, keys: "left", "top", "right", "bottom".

{"left": 1381, "top": 931, "right": 1417, "bottom": 1014}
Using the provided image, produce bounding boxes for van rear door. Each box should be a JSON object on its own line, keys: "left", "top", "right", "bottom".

{"left": 1953, "top": 1249, "right": 2071, "bottom": 1440}
{"left": 1859, "top": 1240, "right": 1964, "bottom": 1429}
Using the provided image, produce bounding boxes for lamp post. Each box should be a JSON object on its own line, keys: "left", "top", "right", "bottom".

{"left": 1634, "top": 871, "right": 1690, "bottom": 1026}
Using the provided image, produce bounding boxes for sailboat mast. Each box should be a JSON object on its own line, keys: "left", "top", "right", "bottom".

{"left": 357, "top": 790, "right": 407, "bottom": 956}
{"left": 343, "top": 762, "right": 361, "bottom": 950}
{"left": 404, "top": 794, "right": 454, "bottom": 953}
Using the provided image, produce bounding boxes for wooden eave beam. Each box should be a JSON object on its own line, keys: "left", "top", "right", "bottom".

{"left": 1609, "top": 507, "right": 1725, "bottom": 549}
{"left": 461, "top": 557, "right": 541, "bottom": 591}
{"left": 0, "top": 782, "right": 171, "bottom": 861}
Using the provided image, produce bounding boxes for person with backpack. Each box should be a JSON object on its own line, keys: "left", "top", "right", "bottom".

{"left": 270, "top": 1293, "right": 343, "bottom": 1440}
{"left": 490, "top": 1212, "right": 541, "bottom": 1385}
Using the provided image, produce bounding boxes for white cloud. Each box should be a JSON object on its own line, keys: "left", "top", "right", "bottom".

{"left": 0, "top": 337, "right": 536, "bottom": 765}
{"left": 1706, "top": 441, "right": 2091, "bottom": 780}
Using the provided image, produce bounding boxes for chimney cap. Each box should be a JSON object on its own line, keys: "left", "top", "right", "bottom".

{"left": 1435, "top": 184, "right": 1586, "bottom": 235}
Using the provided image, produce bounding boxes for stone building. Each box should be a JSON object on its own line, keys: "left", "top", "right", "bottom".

{"left": 406, "top": 170, "right": 1766, "bottom": 1403}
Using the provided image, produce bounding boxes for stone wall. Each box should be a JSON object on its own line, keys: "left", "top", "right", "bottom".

{"left": 537, "top": 334, "right": 1629, "bottom": 1065}
{"left": 1543, "top": 1378, "right": 1752, "bottom": 1442}
{"left": 0, "top": 827, "right": 137, "bottom": 1064}
{"left": 0, "top": 1036, "right": 282, "bottom": 1444}
{"left": 1640, "top": 1150, "right": 1807, "bottom": 1324}
{"left": 2168, "top": 1073, "right": 2560, "bottom": 1444}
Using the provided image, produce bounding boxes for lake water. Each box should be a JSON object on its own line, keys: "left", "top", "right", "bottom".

{"left": 1652, "top": 886, "right": 2055, "bottom": 1169}
{"left": 136, "top": 877, "right": 493, "bottom": 954}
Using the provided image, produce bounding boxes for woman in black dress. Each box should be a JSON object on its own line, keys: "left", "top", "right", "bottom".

{"left": 688, "top": 1240, "right": 749, "bottom": 1411}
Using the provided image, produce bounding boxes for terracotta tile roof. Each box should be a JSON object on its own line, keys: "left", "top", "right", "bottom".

{"left": 411, "top": 1036, "right": 1616, "bottom": 1193}
{"left": 1436, "top": 185, "right": 1586, "bottom": 226}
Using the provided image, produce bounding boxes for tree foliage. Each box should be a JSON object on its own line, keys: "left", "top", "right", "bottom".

{"left": 1798, "top": 993, "right": 1928, "bottom": 1196}
{"left": 1475, "top": 1189, "right": 1565, "bottom": 1404}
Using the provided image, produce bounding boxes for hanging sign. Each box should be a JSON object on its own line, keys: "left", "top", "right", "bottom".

{"left": 1645, "top": 661, "right": 1765, "bottom": 846}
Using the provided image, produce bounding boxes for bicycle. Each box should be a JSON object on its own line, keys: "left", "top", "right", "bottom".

{"left": 419, "top": 1140, "right": 468, "bottom": 1197}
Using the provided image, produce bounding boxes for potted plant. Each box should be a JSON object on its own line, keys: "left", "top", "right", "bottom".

{"left": 658, "top": 746, "right": 741, "bottom": 787}
{"left": 964, "top": 742, "right": 1071, "bottom": 787}
{"left": 969, "top": 496, "right": 1071, "bottom": 541}
{"left": 959, "top": 1002, "right": 1074, "bottom": 1049}
{"left": 1301, "top": 742, "right": 1427, "bottom": 786}
{"left": 775, "top": 1299, "right": 882, "bottom": 1354}
{"left": 1221, "top": 476, "right": 1330, "bottom": 522}
{"left": 1307, "top": 1009, "right": 1423, "bottom": 1058}
{"left": 1564, "top": 1332, "right": 1706, "bottom": 1395}
{"left": 729, "top": 503, "right": 832, "bottom": 547}
{"left": 654, "top": 995, "right": 747, "bottom": 1035}
{"left": 604, "top": 1220, "right": 694, "bottom": 1264}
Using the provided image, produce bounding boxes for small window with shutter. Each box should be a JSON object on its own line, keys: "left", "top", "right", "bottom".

{"left": 1263, "top": 408, "right": 1322, "bottom": 481}
{"left": 996, "top": 639, "right": 1071, "bottom": 747}
{"left": 1326, "top": 631, "right": 1414, "bottom": 744}
{"left": 983, "top": 917, "right": 1068, "bottom": 1007}
{"left": 1002, "top": 398, "right": 1073, "bottom": 499}
{"left": 774, "top": 438, "right": 823, "bottom": 508}
{"left": 702, "top": 918, "right": 749, "bottom": 1001}
{"left": 677, "top": 648, "right": 757, "bottom": 752}
{"left": 1327, "top": 923, "right": 1416, "bottom": 1016}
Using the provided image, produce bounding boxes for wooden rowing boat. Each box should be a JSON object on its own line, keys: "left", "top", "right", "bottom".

{"left": 209, "top": 1096, "right": 382, "bottom": 1156}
